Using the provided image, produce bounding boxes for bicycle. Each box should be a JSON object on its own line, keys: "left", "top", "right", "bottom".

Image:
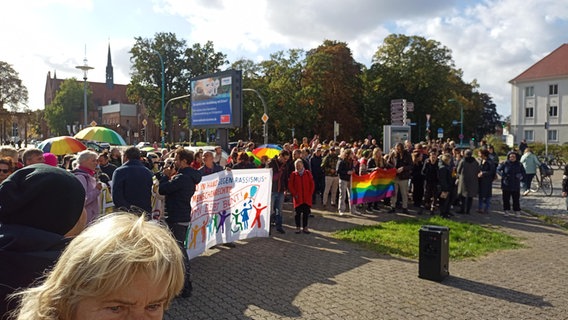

{"left": 529, "top": 164, "right": 553, "bottom": 196}
{"left": 538, "top": 153, "right": 566, "bottom": 170}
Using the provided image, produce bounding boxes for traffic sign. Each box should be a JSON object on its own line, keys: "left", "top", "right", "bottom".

{"left": 261, "top": 113, "right": 269, "bottom": 123}
{"left": 90, "top": 121, "right": 97, "bottom": 127}
{"left": 142, "top": 119, "right": 148, "bottom": 127}
{"left": 437, "top": 128, "right": 444, "bottom": 139}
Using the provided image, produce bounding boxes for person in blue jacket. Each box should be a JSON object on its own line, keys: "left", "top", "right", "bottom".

{"left": 112, "top": 146, "right": 154, "bottom": 213}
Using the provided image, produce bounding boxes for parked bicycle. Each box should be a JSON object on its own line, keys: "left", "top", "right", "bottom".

{"left": 538, "top": 153, "right": 566, "bottom": 170}
{"left": 529, "top": 163, "right": 554, "bottom": 196}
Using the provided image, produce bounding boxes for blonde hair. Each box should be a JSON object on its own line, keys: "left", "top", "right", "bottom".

{"left": 0, "top": 146, "right": 19, "bottom": 163}
{"left": 13, "top": 213, "right": 184, "bottom": 320}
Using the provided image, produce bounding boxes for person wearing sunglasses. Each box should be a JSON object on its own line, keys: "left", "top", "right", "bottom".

{"left": 0, "top": 157, "right": 14, "bottom": 183}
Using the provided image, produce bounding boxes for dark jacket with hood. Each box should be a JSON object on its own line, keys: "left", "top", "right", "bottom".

{"left": 0, "top": 225, "right": 71, "bottom": 317}
{"left": 0, "top": 164, "right": 85, "bottom": 319}
{"left": 497, "top": 152, "right": 525, "bottom": 192}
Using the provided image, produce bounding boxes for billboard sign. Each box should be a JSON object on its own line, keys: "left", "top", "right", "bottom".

{"left": 190, "top": 70, "right": 242, "bottom": 129}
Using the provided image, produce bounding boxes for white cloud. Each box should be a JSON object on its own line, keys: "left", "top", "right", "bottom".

{"left": 2, "top": 0, "right": 567, "bottom": 120}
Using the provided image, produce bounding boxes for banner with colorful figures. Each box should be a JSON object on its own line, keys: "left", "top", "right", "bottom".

{"left": 187, "top": 168, "right": 272, "bottom": 259}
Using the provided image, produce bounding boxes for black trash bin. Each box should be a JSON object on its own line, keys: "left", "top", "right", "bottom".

{"left": 418, "top": 225, "right": 449, "bottom": 281}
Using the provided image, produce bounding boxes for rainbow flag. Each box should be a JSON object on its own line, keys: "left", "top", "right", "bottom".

{"left": 350, "top": 168, "right": 396, "bottom": 205}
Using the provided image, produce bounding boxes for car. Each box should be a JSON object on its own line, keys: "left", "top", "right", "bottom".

{"left": 136, "top": 141, "right": 152, "bottom": 149}
{"left": 84, "top": 141, "right": 104, "bottom": 153}
{"left": 99, "top": 142, "right": 111, "bottom": 150}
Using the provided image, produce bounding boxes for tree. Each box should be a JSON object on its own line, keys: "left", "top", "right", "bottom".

{"left": 128, "top": 33, "right": 228, "bottom": 142}
{"left": 368, "top": 34, "right": 463, "bottom": 142}
{"left": 185, "top": 41, "right": 229, "bottom": 77}
{"left": 44, "top": 78, "right": 85, "bottom": 136}
{"left": 0, "top": 61, "right": 29, "bottom": 111}
{"left": 302, "top": 40, "right": 364, "bottom": 141}
{"left": 259, "top": 49, "right": 306, "bottom": 142}
{"left": 473, "top": 92, "right": 501, "bottom": 139}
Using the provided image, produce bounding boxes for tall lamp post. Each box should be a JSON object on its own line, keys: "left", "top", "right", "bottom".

{"left": 154, "top": 51, "right": 165, "bottom": 148}
{"left": 243, "top": 88, "right": 268, "bottom": 144}
{"left": 448, "top": 99, "right": 463, "bottom": 146}
{"left": 76, "top": 55, "right": 93, "bottom": 128}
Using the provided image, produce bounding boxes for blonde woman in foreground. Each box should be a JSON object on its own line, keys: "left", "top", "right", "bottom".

{"left": 12, "top": 213, "right": 184, "bottom": 320}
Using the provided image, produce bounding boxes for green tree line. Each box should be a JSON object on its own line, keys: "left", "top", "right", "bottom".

{"left": 126, "top": 32, "right": 501, "bottom": 144}
{"left": 7, "top": 32, "right": 501, "bottom": 143}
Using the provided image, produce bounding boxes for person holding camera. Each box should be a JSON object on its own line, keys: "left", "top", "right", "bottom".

{"left": 111, "top": 146, "right": 154, "bottom": 213}
{"left": 158, "top": 148, "right": 202, "bottom": 298}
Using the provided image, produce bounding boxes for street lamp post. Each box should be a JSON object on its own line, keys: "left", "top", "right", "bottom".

{"left": 76, "top": 55, "right": 93, "bottom": 128}
{"left": 154, "top": 51, "right": 165, "bottom": 148}
{"left": 242, "top": 88, "right": 268, "bottom": 144}
{"left": 164, "top": 94, "right": 190, "bottom": 144}
{"left": 448, "top": 99, "right": 463, "bottom": 146}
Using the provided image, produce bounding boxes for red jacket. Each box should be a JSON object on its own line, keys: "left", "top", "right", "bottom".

{"left": 288, "top": 170, "right": 315, "bottom": 208}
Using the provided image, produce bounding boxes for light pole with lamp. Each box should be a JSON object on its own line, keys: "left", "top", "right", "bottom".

{"left": 242, "top": 88, "right": 268, "bottom": 144}
{"left": 164, "top": 94, "right": 190, "bottom": 144}
{"left": 76, "top": 54, "right": 93, "bottom": 128}
{"left": 448, "top": 99, "right": 463, "bottom": 146}
{"left": 153, "top": 51, "right": 165, "bottom": 148}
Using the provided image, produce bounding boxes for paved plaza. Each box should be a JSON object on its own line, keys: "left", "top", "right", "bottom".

{"left": 166, "top": 171, "right": 568, "bottom": 319}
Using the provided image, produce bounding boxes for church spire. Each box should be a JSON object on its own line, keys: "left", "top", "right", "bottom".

{"left": 106, "top": 42, "right": 114, "bottom": 89}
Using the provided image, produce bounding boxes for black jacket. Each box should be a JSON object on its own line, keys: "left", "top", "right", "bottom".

{"left": 422, "top": 159, "right": 439, "bottom": 186}
{"left": 497, "top": 155, "right": 525, "bottom": 192}
{"left": 437, "top": 161, "right": 453, "bottom": 192}
{"left": 391, "top": 150, "right": 413, "bottom": 180}
{"left": 336, "top": 158, "right": 353, "bottom": 182}
{"left": 0, "top": 224, "right": 70, "bottom": 317}
{"left": 159, "top": 167, "right": 202, "bottom": 223}
{"left": 112, "top": 159, "right": 155, "bottom": 213}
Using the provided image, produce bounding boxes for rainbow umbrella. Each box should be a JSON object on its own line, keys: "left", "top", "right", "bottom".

{"left": 74, "top": 126, "right": 127, "bottom": 146}
{"left": 246, "top": 151, "right": 261, "bottom": 166}
{"left": 252, "top": 144, "right": 283, "bottom": 160}
{"left": 37, "top": 136, "right": 87, "bottom": 155}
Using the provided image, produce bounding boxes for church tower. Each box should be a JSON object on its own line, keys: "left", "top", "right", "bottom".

{"left": 106, "top": 43, "right": 114, "bottom": 89}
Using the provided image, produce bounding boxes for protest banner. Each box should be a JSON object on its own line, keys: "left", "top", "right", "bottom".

{"left": 187, "top": 168, "right": 272, "bottom": 259}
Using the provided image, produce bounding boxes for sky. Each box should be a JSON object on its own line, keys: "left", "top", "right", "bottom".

{"left": 2, "top": 0, "right": 567, "bottom": 119}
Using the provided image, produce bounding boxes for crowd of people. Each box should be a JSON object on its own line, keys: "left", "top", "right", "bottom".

{"left": 0, "top": 145, "right": 204, "bottom": 319}
{"left": 0, "top": 134, "right": 565, "bottom": 319}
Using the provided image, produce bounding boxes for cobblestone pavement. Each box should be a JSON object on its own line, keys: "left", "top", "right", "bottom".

{"left": 166, "top": 171, "right": 568, "bottom": 320}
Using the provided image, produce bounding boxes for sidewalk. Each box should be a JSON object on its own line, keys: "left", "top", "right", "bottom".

{"left": 166, "top": 177, "right": 568, "bottom": 319}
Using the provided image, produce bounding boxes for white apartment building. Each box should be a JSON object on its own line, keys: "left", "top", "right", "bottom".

{"left": 509, "top": 44, "right": 568, "bottom": 145}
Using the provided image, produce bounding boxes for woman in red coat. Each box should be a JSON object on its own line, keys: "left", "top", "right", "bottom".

{"left": 288, "top": 159, "right": 315, "bottom": 234}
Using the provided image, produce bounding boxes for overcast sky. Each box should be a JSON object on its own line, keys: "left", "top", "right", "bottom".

{"left": 2, "top": 0, "right": 567, "bottom": 119}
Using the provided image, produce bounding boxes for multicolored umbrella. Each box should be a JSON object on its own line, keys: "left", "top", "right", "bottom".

{"left": 37, "top": 136, "right": 87, "bottom": 155}
{"left": 252, "top": 144, "right": 283, "bottom": 160}
{"left": 74, "top": 126, "right": 127, "bottom": 146}
{"left": 246, "top": 151, "right": 261, "bottom": 166}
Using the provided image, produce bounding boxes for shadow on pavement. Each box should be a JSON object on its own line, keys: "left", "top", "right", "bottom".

{"left": 442, "top": 276, "right": 553, "bottom": 308}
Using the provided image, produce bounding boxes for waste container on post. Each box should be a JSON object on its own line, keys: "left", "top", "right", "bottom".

{"left": 418, "top": 225, "right": 449, "bottom": 281}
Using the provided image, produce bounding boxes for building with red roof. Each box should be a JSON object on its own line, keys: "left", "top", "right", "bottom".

{"left": 509, "top": 44, "right": 568, "bottom": 145}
